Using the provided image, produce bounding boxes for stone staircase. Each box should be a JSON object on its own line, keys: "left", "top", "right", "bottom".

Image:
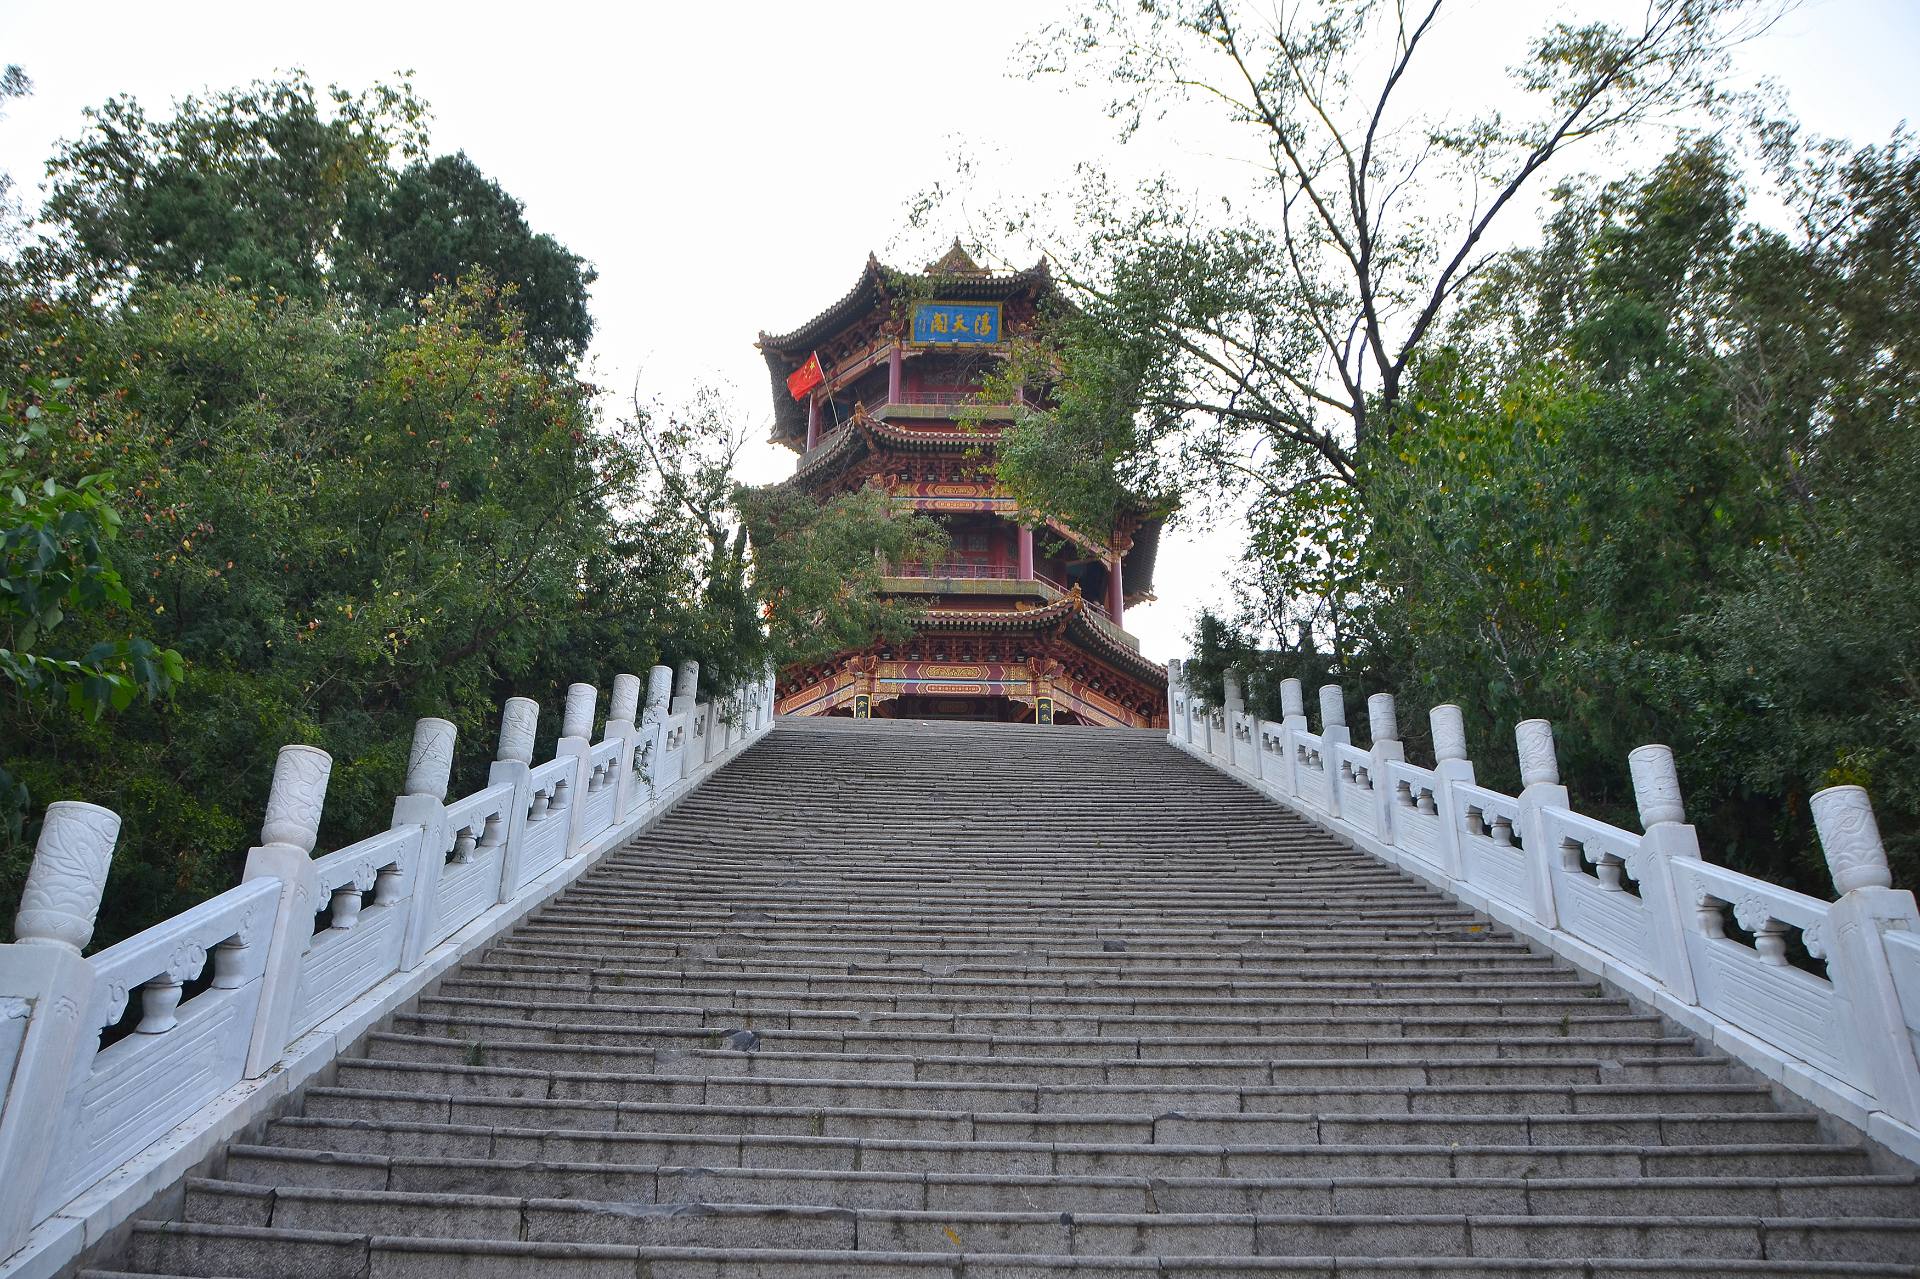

{"left": 89, "top": 718, "right": 1920, "bottom": 1276}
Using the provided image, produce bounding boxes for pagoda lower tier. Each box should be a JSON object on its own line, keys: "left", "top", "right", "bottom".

{"left": 775, "top": 592, "right": 1169, "bottom": 728}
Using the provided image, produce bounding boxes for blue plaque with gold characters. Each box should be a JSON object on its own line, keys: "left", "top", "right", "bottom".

{"left": 853, "top": 694, "right": 871, "bottom": 719}
{"left": 911, "top": 302, "right": 999, "bottom": 345}
{"left": 1036, "top": 696, "right": 1054, "bottom": 725}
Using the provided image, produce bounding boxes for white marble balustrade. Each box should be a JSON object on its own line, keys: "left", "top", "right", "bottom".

{"left": 0, "top": 666, "right": 777, "bottom": 1276}
{"left": 1165, "top": 659, "right": 1920, "bottom": 1167}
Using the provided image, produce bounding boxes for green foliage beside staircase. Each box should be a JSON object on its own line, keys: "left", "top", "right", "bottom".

{"left": 1183, "top": 137, "right": 1920, "bottom": 894}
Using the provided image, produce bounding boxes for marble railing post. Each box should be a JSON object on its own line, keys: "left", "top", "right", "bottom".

{"left": 605, "top": 673, "right": 643, "bottom": 820}
{"left": 1428, "top": 704, "right": 1474, "bottom": 879}
{"left": 1165, "top": 659, "right": 1183, "bottom": 732}
{"left": 1514, "top": 719, "right": 1569, "bottom": 929}
{"left": 1626, "top": 745, "right": 1702, "bottom": 1004}
{"left": 0, "top": 802, "right": 122, "bottom": 1258}
{"left": 241, "top": 746, "right": 332, "bottom": 1076}
{"left": 670, "top": 660, "right": 700, "bottom": 717}
{"left": 1318, "top": 684, "right": 1350, "bottom": 818}
{"left": 558, "top": 683, "right": 598, "bottom": 856}
{"left": 488, "top": 698, "right": 540, "bottom": 906}
{"left": 1223, "top": 668, "right": 1253, "bottom": 775}
{"left": 637, "top": 666, "right": 673, "bottom": 802}
{"left": 1277, "top": 678, "right": 1307, "bottom": 798}
{"left": 1367, "top": 693, "right": 1405, "bottom": 843}
{"left": 394, "top": 718, "right": 457, "bottom": 970}
{"left": 1813, "top": 787, "right": 1920, "bottom": 1127}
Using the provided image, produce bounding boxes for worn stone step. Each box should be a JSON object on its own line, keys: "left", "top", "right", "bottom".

{"left": 340, "top": 1044, "right": 1776, "bottom": 1118}
{"left": 302, "top": 1083, "right": 1825, "bottom": 1148}
{"left": 82, "top": 1255, "right": 1920, "bottom": 1279}
{"left": 219, "top": 1145, "right": 1920, "bottom": 1217}
{"left": 265, "top": 1115, "right": 1874, "bottom": 1179}
{"left": 391, "top": 1013, "right": 1735, "bottom": 1082}
{"left": 169, "top": 1181, "right": 1920, "bottom": 1261}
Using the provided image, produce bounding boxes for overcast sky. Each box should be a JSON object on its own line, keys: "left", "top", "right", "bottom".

{"left": 2, "top": 0, "right": 1914, "bottom": 661}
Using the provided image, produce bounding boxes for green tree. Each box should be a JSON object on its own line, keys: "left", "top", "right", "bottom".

{"left": 0, "top": 278, "right": 682, "bottom": 946}
{"left": 340, "top": 152, "right": 597, "bottom": 367}
{"left": 41, "top": 73, "right": 429, "bottom": 301}
{"left": 969, "top": 0, "right": 1773, "bottom": 564}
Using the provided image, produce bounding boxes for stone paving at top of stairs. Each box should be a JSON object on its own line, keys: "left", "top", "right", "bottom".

{"left": 87, "top": 717, "right": 1920, "bottom": 1278}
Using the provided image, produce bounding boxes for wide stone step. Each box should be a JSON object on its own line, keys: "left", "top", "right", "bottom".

{"left": 265, "top": 1115, "right": 1879, "bottom": 1180}
{"left": 303, "top": 1084, "right": 1826, "bottom": 1147}
{"left": 106, "top": 1225, "right": 1920, "bottom": 1279}
{"left": 340, "top": 1045, "right": 1776, "bottom": 1117}
{"left": 162, "top": 1181, "right": 1920, "bottom": 1262}
{"left": 219, "top": 1145, "right": 1920, "bottom": 1217}
{"left": 392, "top": 1012, "right": 1734, "bottom": 1080}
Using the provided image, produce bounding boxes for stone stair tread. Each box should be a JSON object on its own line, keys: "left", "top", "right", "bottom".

{"left": 217, "top": 1144, "right": 1920, "bottom": 1213}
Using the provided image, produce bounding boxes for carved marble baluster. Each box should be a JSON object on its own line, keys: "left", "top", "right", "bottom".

{"left": 135, "top": 977, "right": 184, "bottom": 1034}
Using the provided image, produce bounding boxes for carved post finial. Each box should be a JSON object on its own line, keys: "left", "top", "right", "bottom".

{"left": 12, "top": 800, "right": 122, "bottom": 951}
{"left": 1367, "top": 693, "right": 1399, "bottom": 745}
{"left": 1811, "top": 785, "right": 1892, "bottom": 894}
{"left": 403, "top": 717, "right": 457, "bottom": 800}
{"left": 673, "top": 660, "right": 700, "bottom": 704}
{"left": 643, "top": 665, "right": 674, "bottom": 725}
{"left": 1280, "top": 678, "right": 1304, "bottom": 719}
{"left": 1628, "top": 744, "right": 1686, "bottom": 829}
{"left": 1222, "top": 668, "right": 1246, "bottom": 716}
{"left": 1317, "top": 684, "right": 1346, "bottom": 731}
{"left": 497, "top": 697, "right": 538, "bottom": 765}
{"left": 561, "top": 683, "right": 597, "bottom": 740}
{"left": 1515, "top": 719, "right": 1559, "bottom": 787}
{"left": 261, "top": 744, "right": 331, "bottom": 853}
{"left": 1430, "top": 704, "right": 1468, "bottom": 763}
{"left": 609, "top": 673, "right": 642, "bottom": 724}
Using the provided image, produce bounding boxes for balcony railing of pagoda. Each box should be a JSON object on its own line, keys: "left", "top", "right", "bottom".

{"left": 893, "top": 561, "right": 1018, "bottom": 580}
{"left": 1164, "top": 662, "right": 1920, "bottom": 1167}
{"left": 0, "top": 662, "right": 778, "bottom": 1271}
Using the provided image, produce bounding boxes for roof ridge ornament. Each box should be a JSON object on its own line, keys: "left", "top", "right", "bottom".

{"left": 926, "top": 238, "right": 988, "bottom": 277}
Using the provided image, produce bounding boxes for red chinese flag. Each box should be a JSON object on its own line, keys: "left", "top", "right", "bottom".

{"left": 786, "top": 352, "right": 825, "bottom": 400}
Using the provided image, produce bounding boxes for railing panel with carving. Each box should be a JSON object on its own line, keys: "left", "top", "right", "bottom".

{"left": 426, "top": 782, "right": 514, "bottom": 949}
{"left": 1290, "top": 730, "right": 1328, "bottom": 814}
{"left": 1383, "top": 759, "right": 1445, "bottom": 868}
{"left": 1228, "top": 711, "right": 1258, "bottom": 774}
{"left": 39, "top": 878, "right": 278, "bottom": 1214}
{"left": 659, "top": 711, "right": 689, "bottom": 788}
{"left": 286, "top": 825, "right": 418, "bottom": 1042}
{"left": 1330, "top": 741, "right": 1377, "bottom": 837}
{"left": 1205, "top": 707, "right": 1230, "bottom": 767}
{"left": 624, "top": 720, "right": 665, "bottom": 821}
{"left": 513, "top": 757, "right": 575, "bottom": 894}
{"left": 580, "top": 738, "right": 622, "bottom": 843}
{"left": 1672, "top": 858, "right": 1848, "bottom": 1082}
{"left": 1454, "top": 782, "right": 1529, "bottom": 911}
{"left": 1257, "top": 719, "right": 1289, "bottom": 783}
{"left": 1541, "top": 808, "right": 1654, "bottom": 976}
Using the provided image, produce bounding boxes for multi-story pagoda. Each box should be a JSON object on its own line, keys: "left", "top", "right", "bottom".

{"left": 758, "top": 243, "right": 1168, "bottom": 728}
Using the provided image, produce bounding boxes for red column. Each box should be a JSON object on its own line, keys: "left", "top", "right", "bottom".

{"left": 1107, "top": 554, "right": 1125, "bottom": 624}
{"left": 805, "top": 396, "right": 819, "bottom": 451}
{"left": 1017, "top": 524, "right": 1034, "bottom": 580}
{"left": 888, "top": 344, "right": 902, "bottom": 406}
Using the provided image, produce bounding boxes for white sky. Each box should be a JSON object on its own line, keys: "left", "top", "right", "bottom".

{"left": 2, "top": 0, "right": 1915, "bottom": 662}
